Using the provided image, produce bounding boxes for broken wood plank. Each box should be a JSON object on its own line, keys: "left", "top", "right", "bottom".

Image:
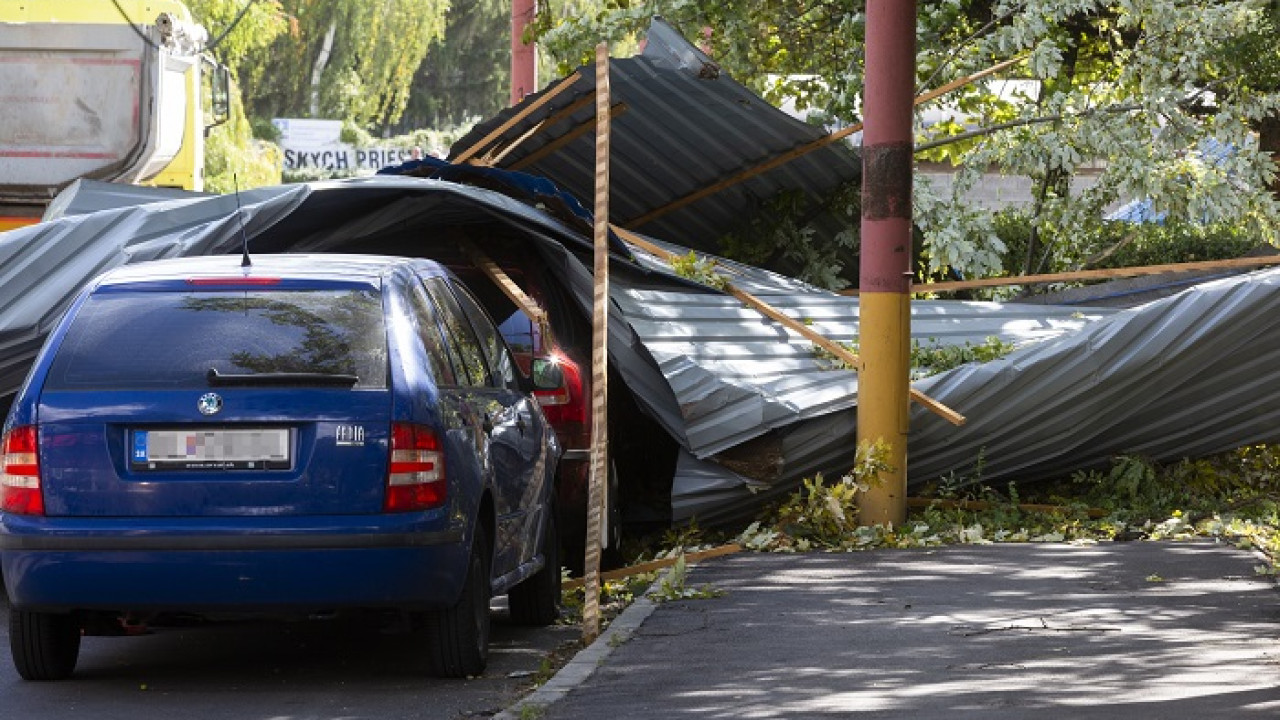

{"left": 484, "top": 117, "right": 549, "bottom": 166}
{"left": 485, "top": 94, "right": 597, "bottom": 167}
{"left": 453, "top": 71, "right": 582, "bottom": 164}
{"left": 912, "top": 55, "right": 1028, "bottom": 108}
{"left": 612, "top": 226, "right": 966, "bottom": 426}
{"left": 509, "top": 102, "right": 629, "bottom": 171}
{"left": 725, "top": 285, "right": 863, "bottom": 370}
{"left": 909, "top": 389, "right": 966, "bottom": 426}
{"left": 564, "top": 543, "right": 744, "bottom": 590}
{"left": 458, "top": 241, "right": 547, "bottom": 331}
{"left": 899, "top": 254, "right": 1280, "bottom": 294}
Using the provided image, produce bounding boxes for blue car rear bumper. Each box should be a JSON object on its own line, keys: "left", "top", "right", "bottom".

{"left": 0, "top": 513, "right": 469, "bottom": 613}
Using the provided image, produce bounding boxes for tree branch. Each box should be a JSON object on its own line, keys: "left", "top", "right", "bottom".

{"left": 914, "top": 104, "right": 1142, "bottom": 154}
{"left": 919, "top": 2, "right": 1026, "bottom": 94}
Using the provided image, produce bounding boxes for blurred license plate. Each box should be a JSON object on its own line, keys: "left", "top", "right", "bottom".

{"left": 131, "top": 428, "right": 292, "bottom": 471}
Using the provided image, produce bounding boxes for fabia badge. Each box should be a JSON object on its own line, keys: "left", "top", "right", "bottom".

{"left": 197, "top": 392, "right": 223, "bottom": 416}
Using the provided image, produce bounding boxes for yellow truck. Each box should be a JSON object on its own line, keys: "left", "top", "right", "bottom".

{"left": 0, "top": 0, "right": 228, "bottom": 231}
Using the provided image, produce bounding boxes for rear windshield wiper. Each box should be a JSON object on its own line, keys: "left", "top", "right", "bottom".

{"left": 207, "top": 368, "right": 359, "bottom": 388}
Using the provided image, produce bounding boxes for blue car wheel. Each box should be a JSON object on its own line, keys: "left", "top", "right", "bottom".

{"left": 427, "top": 531, "right": 491, "bottom": 678}
{"left": 508, "top": 510, "right": 561, "bottom": 626}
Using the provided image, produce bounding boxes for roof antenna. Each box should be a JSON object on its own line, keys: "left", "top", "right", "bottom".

{"left": 234, "top": 173, "right": 251, "bottom": 267}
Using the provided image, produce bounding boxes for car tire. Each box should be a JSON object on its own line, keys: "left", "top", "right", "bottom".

{"left": 10, "top": 609, "right": 81, "bottom": 681}
{"left": 509, "top": 510, "right": 561, "bottom": 626}
{"left": 428, "top": 531, "right": 491, "bottom": 678}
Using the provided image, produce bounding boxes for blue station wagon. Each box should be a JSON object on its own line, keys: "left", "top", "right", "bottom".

{"left": 0, "top": 254, "right": 562, "bottom": 680}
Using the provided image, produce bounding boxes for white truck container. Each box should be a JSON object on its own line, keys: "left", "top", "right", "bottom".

{"left": 0, "top": 0, "right": 227, "bottom": 231}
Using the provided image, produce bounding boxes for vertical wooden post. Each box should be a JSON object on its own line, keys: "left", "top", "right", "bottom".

{"left": 857, "top": 0, "right": 916, "bottom": 528}
{"left": 581, "top": 42, "right": 611, "bottom": 643}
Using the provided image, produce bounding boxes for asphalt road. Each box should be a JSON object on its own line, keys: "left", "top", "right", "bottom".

{"left": 0, "top": 590, "right": 578, "bottom": 720}
{"left": 537, "top": 541, "right": 1280, "bottom": 719}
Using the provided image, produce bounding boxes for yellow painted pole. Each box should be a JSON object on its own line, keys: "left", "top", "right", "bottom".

{"left": 581, "top": 43, "right": 611, "bottom": 644}
{"left": 857, "top": 0, "right": 916, "bottom": 528}
{"left": 856, "top": 293, "right": 911, "bottom": 525}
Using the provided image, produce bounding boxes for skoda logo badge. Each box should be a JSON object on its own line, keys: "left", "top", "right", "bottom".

{"left": 197, "top": 393, "right": 223, "bottom": 416}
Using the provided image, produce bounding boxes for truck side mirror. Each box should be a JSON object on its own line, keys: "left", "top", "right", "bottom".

{"left": 205, "top": 59, "right": 231, "bottom": 129}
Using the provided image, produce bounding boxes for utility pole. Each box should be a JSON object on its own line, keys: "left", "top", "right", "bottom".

{"left": 511, "top": 0, "right": 537, "bottom": 105}
{"left": 857, "top": 0, "right": 916, "bottom": 527}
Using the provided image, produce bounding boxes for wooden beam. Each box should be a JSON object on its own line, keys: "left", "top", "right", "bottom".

{"left": 509, "top": 102, "right": 629, "bottom": 171}
{"left": 909, "top": 389, "right": 966, "bottom": 426}
{"left": 458, "top": 241, "right": 547, "bottom": 330}
{"left": 609, "top": 224, "right": 675, "bottom": 260}
{"left": 725, "top": 285, "right": 864, "bottom": 370}
{"left": 610, "top": 225, "right": 965, "bottom": 426}
{"left": 452, "top": 71, "right": 582, "bottom": 164}
{"left": 899, "top": 254, "right": 1280, "bottom": 294}
{"left": 624, "top": 56, "right": 1028, "bottom": 230}
{"left": 483, "top": 94, "right": 598, "bottom": 167}
{"left": 582, "top": 43, "right": 612, "bottom": 644}
{"left": 564, "top": 543, "right": 743, "bottom": 591}
{"left": 483, "top": 118, "right": 549, "bottom": 167}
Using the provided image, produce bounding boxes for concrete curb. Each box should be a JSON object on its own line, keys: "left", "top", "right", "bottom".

{"left": 496, "top": 581, "right": 662, "bottom": 719}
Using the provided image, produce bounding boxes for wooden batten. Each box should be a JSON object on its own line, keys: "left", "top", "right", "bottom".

{"left": 611, "top": 226, "right": 965, "bottom": 426}
{"left": 904, "top": 254, "right": 1280, "bottom": 295}
{"left": 458, "top": 241, "right": 548, "bottom": 332}
{"left": 452, "top": 70, "right": 583, "bottom": 165}
{"left": 509, "top": 102, "right": 629, "bottom": 171}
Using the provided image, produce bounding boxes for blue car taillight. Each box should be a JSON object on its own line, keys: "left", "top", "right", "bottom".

{"left": 1, "top": 425, "right": 44, "bottom": 515}
{"left": 384, "top": 422, "right": 446, "bottom": 512}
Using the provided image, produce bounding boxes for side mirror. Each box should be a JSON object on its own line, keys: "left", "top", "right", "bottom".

{"left": 205, "top": 59, "right": 231, "bottom": 129}
{"left": 531, "top": 358, "right": 564, "bottom": 391}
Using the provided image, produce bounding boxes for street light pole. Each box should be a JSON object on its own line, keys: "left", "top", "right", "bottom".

{"left": 857, "top": 0, "right": 916, "bottom": 527}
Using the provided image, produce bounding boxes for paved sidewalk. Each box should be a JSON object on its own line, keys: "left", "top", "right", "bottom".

{"left": 527, "top": 541, "right": 1280, "bottom": 719}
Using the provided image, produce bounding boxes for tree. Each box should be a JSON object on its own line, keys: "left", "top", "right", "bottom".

{"left": 530, "top": 1, "right": 1280, "bottom": 288}
{"left": 187, "top": 0, "right": 290, "bottom": 190}
{"left": 237, "top": 0, "right": 449, "bottom": 129}
{"left": 391, "top": 0, "right": 510, "bottom": 134}
{"left": 188, "top": 0, "right": 288, "bottom": 72}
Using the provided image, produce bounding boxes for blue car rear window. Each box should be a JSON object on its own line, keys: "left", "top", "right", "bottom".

{"left": 46, "top": 289, "right": 388, "bottom": 390}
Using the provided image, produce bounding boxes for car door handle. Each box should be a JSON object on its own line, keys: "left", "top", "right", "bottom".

{"left": 516, "top": 415, "right": 526, "bottom": 435}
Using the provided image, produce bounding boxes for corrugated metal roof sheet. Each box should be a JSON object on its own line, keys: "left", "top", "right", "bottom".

{"left": 450, "top": 18, "right": 862, "bottom": 262}
{"left": 911, "top": 267, "right": 1280, "bottom": 481}
{"left": 612, "top": 279, "right": 1111, "bottom": 459}
{"left": 663, "top": 266, "right": 1280, "bottom": 523}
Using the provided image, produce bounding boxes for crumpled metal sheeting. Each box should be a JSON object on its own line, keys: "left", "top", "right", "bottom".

{"left": 669, "top": 449, "right": 770, "bottom": 522}
{"left": 0, "top": 188, "right": 300, "bottom": 330}
{"left": 0, "top": 187, "right": 306, "bottom": 399}
{"left": 43, "top": 179, "right": 214, "bottom": 221}
{"left": 0, "top": 179, "right": 690, "bottom": 443}
{"left": 909, "top": 267, "right": 1280, "bottom": 484}
{"left": 670, "top": 268, "right": 1280, "bottom": 524}
{"left": 611, "top": 283, "right": 1110, "bottom": 459}
{"left": 450, "top": 18, "right": 863, "bottom": 258}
